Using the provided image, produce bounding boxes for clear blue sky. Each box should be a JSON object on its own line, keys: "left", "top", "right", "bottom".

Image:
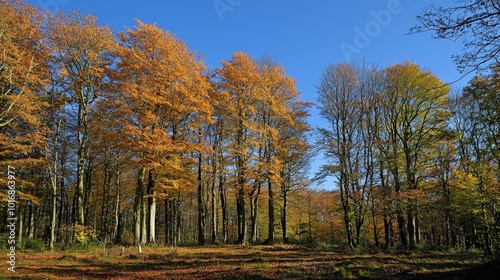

{"left": 29, "top": 0, "right": 469, "bottom": 189}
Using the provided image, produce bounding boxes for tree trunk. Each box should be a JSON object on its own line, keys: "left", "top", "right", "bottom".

{"left": 165, "top": 198, "right": 170, "bottom": 245}
{"left": 281, "top": 189, "right": 288, "bottom": 243}
{"left": 17, "top": 205, "right": 24, "bottom": 245}
{"left": 372, "top": 205, "right": 379, "bottom": 248}
{"left": 211, "top": 175, "right": 218, "bottom": 244}
{"left": 176, "top": 191, "right": 181, "bottom": 246}
{"left": 219, "top": 174, "right": 228, "bottom": 243}
{"left": 250, "top": 183, "right": 261, "bottom": 243}
{"left": 28, "top": 204, "right": 35, "bottom": 239}
{"left": 76, "top": 103, "right": 89, "bottom": 226}
{"left": 113, "top": 171, "right": 121, "bottom": 243}
{"left": 133, "top": 166, "right": 145, "bottom": 245}
{"left": 383, "top": 212, "right": 391, "bottom": 248}
{"left": 147, "top": 170, "right": 156, "bottom": 244}
{"left": 236, "top": 191, "right": 247, "bottom": 244}
{"left": 50, "top": 187, "right": 57, "bottom": 250}
{"left": 141, "top": 187, "right": 147, "bottom": 244}
{"left": 265, "top": 180, "right": 275, "bottom": 244}
{"left": 407, "top": 204, "right": 416, "bottom": 248}
{"left": 197, "top": 154, "right": 206, "bottom": 245}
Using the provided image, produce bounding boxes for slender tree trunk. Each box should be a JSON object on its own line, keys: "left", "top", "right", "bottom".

{"left": 236, "top": 190, "right": 247, "bottom": 244}
{"left": 281, "top": 188, "right": 288, "bottom": 243}
{"left": 372, "top": 205, "right": 379, "bottom": 248}
{"left": 50, "top": 185, "right": 57, "bottom": 250}
{"left": 17, "top": 205, "right": 24, "bottom": 245}
{"left": 415, "top": 205, "right": 421, "bottom": 244}
{"left": 28, "top": 204, "right": 35, "bottom": 239}
{"left": 76, "top": 103, "right": 89, "bottom": 226}
{"left": 165, "top": 198, "right": 170, "bottom": 245}
{"left": 133, "top": 166, "right": 145, "bottom": 245}
{"left": 396, "top": 203, "right": 408, "bottom": 248}
{"left": 113, "top": 171, "right": 121, "bottom": 243}
{"left": 394, "top": 174, "right": 408, "bottom": 248}
{"left": 176, "top": 191, "right": 181, "bottom": 246}
{"left": 383, "top": 212, "right": 391, "bottom": 248}
{"left": 49, "top": 124, "right": 60, "bottom": 249}
{"left": 250, "top": 183, "right": 261, "bottom": 243}
{"left": 83, "top": 160, "right": 93, "bottom": 227}
{"left": 265, "top": 180, "right": 275, "bottom": 244}
{"left": 197, "top": 154, "right": 206, "bottom": 245}
{"left": 147, "top": 170, "right": 156, "bottom": 244}
{"left": 57, "top": 163, "right": 65, "bottom": 243}
{"left": 141, "top": 188, "right": 147, "bottom": 244}
{"left": 219, "top": 174, "right": 228, "bottom": 243}
{"left": 211, "top": 176, "right": 218, "bottom": 244}
{"left": 149, "top": 194, "right": 156, "bottom": 244}
{"left": 407, "top": 204, "right": 416, "bottom": 248}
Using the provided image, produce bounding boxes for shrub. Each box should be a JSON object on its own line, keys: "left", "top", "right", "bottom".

{"left": 22, "top": 238, "right": 46, "bottom": 252}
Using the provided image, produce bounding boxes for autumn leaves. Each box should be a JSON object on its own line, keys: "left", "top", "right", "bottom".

{"left": 316, "top": 62, "right": 450, "bottom": 248}
{"left": 0, "top": 0, "right": 311, "bottom": 247}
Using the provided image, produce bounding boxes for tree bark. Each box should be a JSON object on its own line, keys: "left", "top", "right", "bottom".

{"left": 197, "top": 153, "right": 206, "bottom": 245}
{"left": 265, "top": 180, "right": 275, "bottom": 244}
{"left": 147, "top": 170, "right": 156, "bottom": 244}
{"left": 281, "top": 188, "right": 288, "bottom": 243}
{"left": 133, "top": 166, "right": 145, "bottom": 245}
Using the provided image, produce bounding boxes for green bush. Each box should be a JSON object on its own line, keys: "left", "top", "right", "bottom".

{"left": 22, "top": 238, "right": 46, "bottom": 252}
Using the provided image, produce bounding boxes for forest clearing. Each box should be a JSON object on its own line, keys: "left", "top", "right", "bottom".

{"left": 1, "top": 0, "right": 500, "bottom": 279}
{"left": 2, "top": 245, "right": 498, "bottom": 280}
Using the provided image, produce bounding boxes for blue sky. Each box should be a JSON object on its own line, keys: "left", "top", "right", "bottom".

{"left": 30, "top": 0, "right": 469, "bottom": 189}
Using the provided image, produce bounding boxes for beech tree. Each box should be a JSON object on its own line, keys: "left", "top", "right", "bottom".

{"left": 46, "top": 11, "right": 117, "bottom": 226}
{"left": 115, "top": 20, "right": 212, "bottom": 245}
{"left": 317, "top": 63, "right": 375, "bottom": 248}
{"left": 381, "top": 62, "right": 449, "bottom": 248}
{"left": 257, "top": 58, "right": 308, "bottom": 244}
{"left": 216, "top": 52, "right": 264, "bottom": 244}
{"left": 277, "top": 101, "right": 311, "bottom": 244}
{"left": 452, "top": 69, "right": 500, "bottom": 256}
{"left": 0, "top": 0, "right": 49, "bottom": 247}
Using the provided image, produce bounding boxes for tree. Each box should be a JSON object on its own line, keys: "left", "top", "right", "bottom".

{"left": 257, "top": 57, "right": 309, "bottom": 245}
{"left": 115, "top": 20, "right": 212, "bottom": 245}
{"left": 277, "top": 101, "right": 311, "bottom": 243}
{"left": 317, "top": 63, "right": 377, "bottom": 247}
{"left": 46, "top": 11, "right": 117, "bottom": 226}
{"left": 0, "top": 0, "right": 49, "bottom": 246}
{"left": 451, "top": 70, "right": 500, "bottom": 256}
{"left": 216, "top": 52, "right": 264, "bottom": 244}
{"left": 411, "top": 0, "right": 500, "bottom": 74}
{"left": 381, "top": 62, "right": 449, "bottom": 248}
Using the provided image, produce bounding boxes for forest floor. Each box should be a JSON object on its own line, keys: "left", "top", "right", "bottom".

{"left": 1, "top": 244, "right": 499, "bottom": 279}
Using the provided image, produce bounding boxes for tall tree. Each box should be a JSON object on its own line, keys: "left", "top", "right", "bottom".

{"left": 277, "top": 101, "right": 311, "bottom": 244}
{"left": 0, "top": 0, "right": 48, "bottom": 243}
{"left": 317, "top": 63, "right": 372, "bottom": 248}
{"left": 216, "top": 52, "right": 263, "bottom": 244}
{"left": 46, "top": 11, "right": 117, "bottom": 226}
{"left": 381, "top": 62, "right": 449, "bottom": 248}
{"left": 453, "top": 69, "right": 500, "bottom": 255}
{"left": 115, "top": 20, "right": 212, "bottom": 245}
